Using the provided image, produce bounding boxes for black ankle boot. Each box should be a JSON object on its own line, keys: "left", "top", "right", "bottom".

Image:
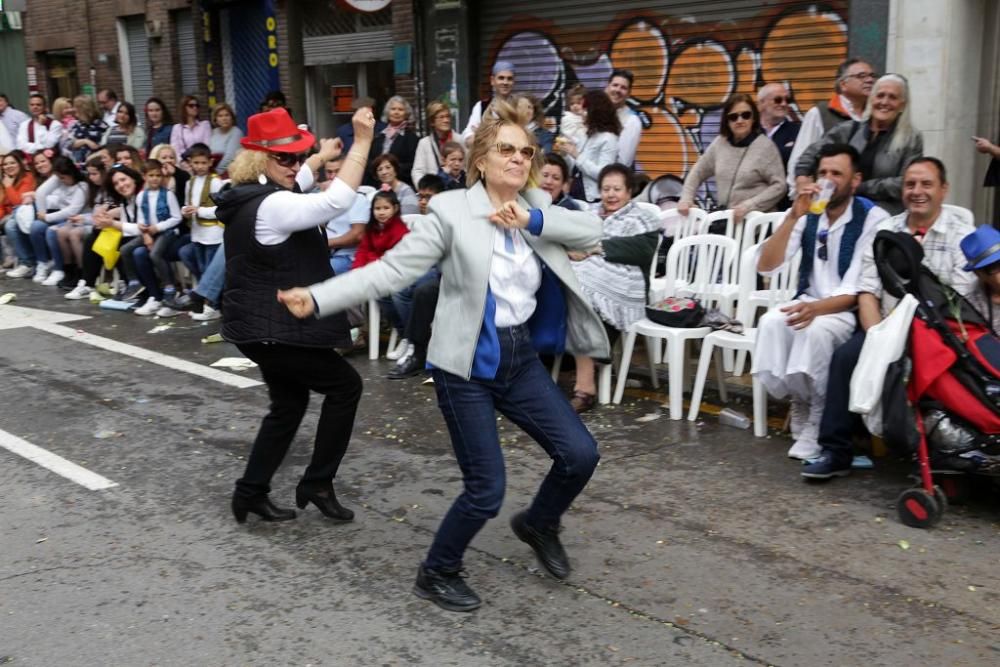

{"left": 231, "top": 493, "right": 297, "bottom": 523}
{"left": 295, "top": 485, "right": 354, "bottom": 521}
{"left": 59, "top": 265, "right": 80, "bottom": 290}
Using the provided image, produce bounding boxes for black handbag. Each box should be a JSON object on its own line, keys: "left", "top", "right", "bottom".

{"left": 646, "top": 297, "right": 705, "bottom": 328}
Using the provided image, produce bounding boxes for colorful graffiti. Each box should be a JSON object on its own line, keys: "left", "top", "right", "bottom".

{"left": 484, "top": 2, "right": 849, "bottom": 191}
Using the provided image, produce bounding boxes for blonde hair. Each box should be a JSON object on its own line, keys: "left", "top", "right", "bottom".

{"left": 51, "top": 97, "right": 72, "bottom": 120}
{"left": 211, "top": 102, "right": 237, "bottom": 127}
{"left": 227, "top": 149, "right": 270, "bottom": 185}
{"left": 73, "top": 95, "right": 98, "bottom": 124}
{"left": 149, "top": 144, "right": 175, "bottom": 161}
{"left": 466, "top": 99, "right": 540, "bottom": 188}
{"left": 425, "top": 100, "right": 451, "bottom": 126}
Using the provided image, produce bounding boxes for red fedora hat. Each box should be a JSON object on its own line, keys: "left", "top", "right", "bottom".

{"left": 240, "top": 108, "right": 315, "bottom": 153}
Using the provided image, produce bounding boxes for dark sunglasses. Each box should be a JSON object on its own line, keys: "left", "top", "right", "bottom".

{"left": 495, "top": 142, "right": 536, "bottom": 160}
{"left": 726, "top": 111, "right": 753, "bottom": 122}
{"left": 770, "top": 96, "right": 787, "bottom": 104}
{"left": 270, "top": 152, "right": 305, "bottom": 168}
{"left": 817, "top": 228, "right": 830, "bottom": 261}
{"left": 186, "top": 102, "right": 200, "bottom": 108}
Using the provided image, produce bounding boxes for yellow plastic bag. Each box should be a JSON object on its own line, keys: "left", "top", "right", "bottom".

{"left": 92, "top": 227, "right": 123, "bottom": 271}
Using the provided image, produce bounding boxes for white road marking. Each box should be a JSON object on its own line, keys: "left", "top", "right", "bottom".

{"left": 0, "top": 304, "right": 262, "bottom": 389}
{"left": 0, "top": 428, "right": 118, "bottom": 491}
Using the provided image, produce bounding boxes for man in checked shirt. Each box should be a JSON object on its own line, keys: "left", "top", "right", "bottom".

{"left": 802, "top": 157, "right": 977, "bottom": 479}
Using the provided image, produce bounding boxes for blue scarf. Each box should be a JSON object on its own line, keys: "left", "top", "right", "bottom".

{"left": 141, "top": 188, "right": 171, "bottom": 226}
{"left": 797, "top": 196, "right": 874, "bottom": 296}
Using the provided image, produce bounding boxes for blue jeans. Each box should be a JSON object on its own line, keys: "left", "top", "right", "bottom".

{"left": 43, "top": 223, "right": 66, "bottom": 270}
{"left": 180, "top": 241, "right": 219, "bottom": 278}
{"left": 194, "top": 239, "right": 225, "bottom": 303}
{"left": 378, "top": 268, "right": 440, "bottom": 332}
{"left": 818, "top": 330, "right": 867, "bottom": 466}
{"left": 423, "top": 324, "right": 600, "bottom": 571}
{"left": 329, "top": 253, "right": 353, "bottom": 276}
{"left": 4, "top": 217, "right": 35, "bottom": 267}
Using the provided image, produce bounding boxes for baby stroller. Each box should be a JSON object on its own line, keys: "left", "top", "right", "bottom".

{"left": 874, "top": 231, "right": 1000, "bottom": 528}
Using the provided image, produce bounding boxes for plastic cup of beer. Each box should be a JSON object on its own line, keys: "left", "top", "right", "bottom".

{"left": 809, "top": 178, "right": 835, "bottom": 215}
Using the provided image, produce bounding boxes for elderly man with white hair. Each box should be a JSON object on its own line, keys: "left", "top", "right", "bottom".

{"left": 758, "top": 82, "right": 800, "bottom": 169}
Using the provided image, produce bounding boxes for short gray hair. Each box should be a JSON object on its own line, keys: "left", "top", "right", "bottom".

{"left": 381, "top": 95, "right": 413, "bottom": 123}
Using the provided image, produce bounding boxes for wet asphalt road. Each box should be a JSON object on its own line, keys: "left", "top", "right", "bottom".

{"left": 1, "top": 280, "right": 999, "bottom": 666}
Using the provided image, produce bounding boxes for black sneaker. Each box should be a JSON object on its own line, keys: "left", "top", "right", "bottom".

{"left": 162, "top": 292, "right": 195, "bottom": 311}
{"left": 413, "top": 565, "right": 482, "bottom": 612}
{"left": 801, "top": 452, "right": 852, "bottom": 480}
{"left": 510, "top": 510, "right": 570, "bottom": 579}
{"left": 120, "top": 283, "right": 145, "bottom": 302}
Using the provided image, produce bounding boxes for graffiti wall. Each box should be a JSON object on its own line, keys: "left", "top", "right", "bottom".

{"left": 481, "top": 1, "right": 849, "bottom": 188}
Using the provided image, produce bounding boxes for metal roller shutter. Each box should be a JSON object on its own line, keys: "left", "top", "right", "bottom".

{"left": 123, "top": 16, "right": 154, "bottom": 107}
{"left": 175, "top": 10, "right": 199, "bottom": 96}
{"left": 477, "top": 0, "right": 849, "bottom": 179}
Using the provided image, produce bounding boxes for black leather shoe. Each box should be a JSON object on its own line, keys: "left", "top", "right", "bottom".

{"left": 510, "top": 510, "right": 571, "bottom": 579}
{"left": 295, "top": 485, "right": 355, "bottom": 521}
{"left": 231, "top": 494, "right": 297, "bottom": 523}
{"left": 388, "top": 354, "right": 425, "bottom": 379}
{"left": 413, "top": 565, "right": 481, "bottom": 612}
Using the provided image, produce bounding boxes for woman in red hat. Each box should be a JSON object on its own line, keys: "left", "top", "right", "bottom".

{"left": 216, "top": 106, "right": 376, "bottom": 524}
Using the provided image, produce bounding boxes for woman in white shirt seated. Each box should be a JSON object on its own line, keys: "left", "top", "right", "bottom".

{"left": 24, "top": 155, "right": 87, "bottom": 286}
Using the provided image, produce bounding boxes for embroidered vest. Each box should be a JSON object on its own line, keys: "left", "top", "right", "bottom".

{"left": 187, "top": 173, "right": 220, "bottom": 226}
{"left": 141, "top": 189, "right": 171, "bottom": 228}
{"left": 796, "top": 196, "right": 874, "bottom": 297}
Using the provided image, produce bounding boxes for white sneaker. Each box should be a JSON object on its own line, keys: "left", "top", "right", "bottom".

{"left": 156, "top": 305, "right": 182, "bottom": 318}
{"left": 65, "top": 280, "right": 92, "bottom": 300}
{"left": 134, "top": 298, "right": 162, "bottom": 316}
{"left": 788, "top": 398, "right": 809, "bottom": 440}
{"left": 787, "top": 439, "right": 823, "bottom": 461}
{"left": 32, "top": 262, "right": 51, "bottom": 283}
{"left": 386, "top": 337, "right": 410, "bottom": 360}
{"left": 395, "top": 343, "right": 416, "bottom": 367}
{"left": 41, "top": 269, "right": 65, "bottom": 286}
{"left": 191, "top": 304, "right": 221, "bottom": 321}
{"left": 6, "top": 264, "right": 34, "bottom": 279}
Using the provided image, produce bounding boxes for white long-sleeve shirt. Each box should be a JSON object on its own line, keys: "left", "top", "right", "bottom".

{"left": 565, "top": 131, "right": 619, "bottom": 201}
{"left": 135, "top": 188, "right": 183, "bottom": 232}
{"left": 256, "top": 165, "right": 357, "bottom": 245}
{"left": 616, "top": 107, "right": 642, "bottom": 167}
{"left": 34, "top": 176, "right": 86, "bottom": 223}
{"left": 16, "top": 118, "right": 63, "bottom": 154}
{"left": 187, "top": 174, "right": 225, "bottom": 245}
{"left": 0, "top": 120, "right": 12, "bottom": 154}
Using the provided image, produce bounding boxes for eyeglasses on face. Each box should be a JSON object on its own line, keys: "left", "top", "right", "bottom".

{"left": 186, "top": 102, "right": 200, "bottom": 108}
{"left": 843, "top": 72, "right": 878, "bottom": 82}
{"left": 817, "top": 228, "right": 829, "bottom": 261}
{"left": 494, "top": 142, "right": 536, "bottom": 160}
{"left": 726, "top": 111, "right": 753, "bottom": 122}
{"left": 270, "top": 152, "right": 305, "bottom": 168}
{"left": 769, "top": 96, "right": 787, "bottom": 105}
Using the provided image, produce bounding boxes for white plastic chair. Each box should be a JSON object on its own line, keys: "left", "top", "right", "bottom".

{"left": 687, "top": 244, "right": 770, "bottom": 436}
{"left": 650, "top": 208, "right": 707, "bottom": 302}
{"left": 613, "top": 234, "right": 738, "bottom": 419}
{"left": 733, "top": 248, "right": 802, "bottom": 376}
{"left": 367, "top": 298, "right": 399, "bottom": 360}
{"left": 741, "top": 211, "right": 785, "bottom": 258}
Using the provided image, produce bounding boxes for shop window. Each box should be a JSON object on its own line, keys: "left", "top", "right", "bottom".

{"left": 43, "top": 49, "right": 78, "bottom": 101}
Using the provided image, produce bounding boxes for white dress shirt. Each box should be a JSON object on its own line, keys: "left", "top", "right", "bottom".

{"left": 16, "top": 117, "right": 63, "bottom": 154}
{"left": 0, "top": 107, "right": 28, "bottom": 141}
{"left": 616, "top": 107, "right": 642, "bottom": 166}
{"left": 763, "top": 198, "right": 890, "bottom": 300}
{"left": 135, "top": 188, "right": 183, "bottom": 232}
{"left": 103, "top": 102, "right": 121, "bottom": 128}
{"left": 489, "top": 225, "right": 541, "bottom": 327}
{"left": 256, "top": 165, "right": 357, "bottom": 246}
{"left": 187, "top": 174, "right": 225, "bottom": 244}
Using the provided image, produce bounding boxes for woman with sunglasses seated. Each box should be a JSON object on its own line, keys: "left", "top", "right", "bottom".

{"left": 277, "top": 101, "right": 610, "bottom": 613}
{"left": 677, "top": 93, "right": 787, "bottom": 224}
{"left": 170, "top": 95, "right": 211, "bottom": 173}
{"left": 214, "top": 106, "right": 374, "bottom": 527}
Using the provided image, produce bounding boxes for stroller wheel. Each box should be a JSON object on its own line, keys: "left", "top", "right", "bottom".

{"left": 897, "top": 487, "right": 941, "bottom": 528}
{"left": 932, "top": 485, "right": 949, "bottom": 518}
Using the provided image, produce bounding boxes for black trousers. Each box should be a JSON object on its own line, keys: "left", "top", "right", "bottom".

{"left": 403, "top": 276, "right": 440, "bottom": 356}
{"left": 81, "top": 228, "right": 129, "bottom": 287}
{"left": 234, "top": 342, "right": 363, "bottom": 499}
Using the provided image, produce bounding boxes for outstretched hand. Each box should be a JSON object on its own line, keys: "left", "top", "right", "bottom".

{"left": 277, "top": 287, "right": 315, "bottom": 319}
{"left": 489, "top": 201, "right": 529, "bottom": 230}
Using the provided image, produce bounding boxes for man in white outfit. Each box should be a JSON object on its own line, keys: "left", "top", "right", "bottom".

{"left": 461, "top": 61, "right": 515, "bottom": 146}
{"left": 605, "top": 69, "right": 642, "bottom": 168}
{"left": 753, "top": 143, "right": 889, "bottom": 460}
{"left": 16, "top": 93, "right": 62, "bottom": 155}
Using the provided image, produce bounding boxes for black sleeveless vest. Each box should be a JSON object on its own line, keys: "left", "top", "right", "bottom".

{"left": 218, "top": 183, "right": 352, "bottom": 349}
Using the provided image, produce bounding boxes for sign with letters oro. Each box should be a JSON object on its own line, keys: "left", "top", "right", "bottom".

{"left": 336, "top": 0, "right": 391, "bottom": 12}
